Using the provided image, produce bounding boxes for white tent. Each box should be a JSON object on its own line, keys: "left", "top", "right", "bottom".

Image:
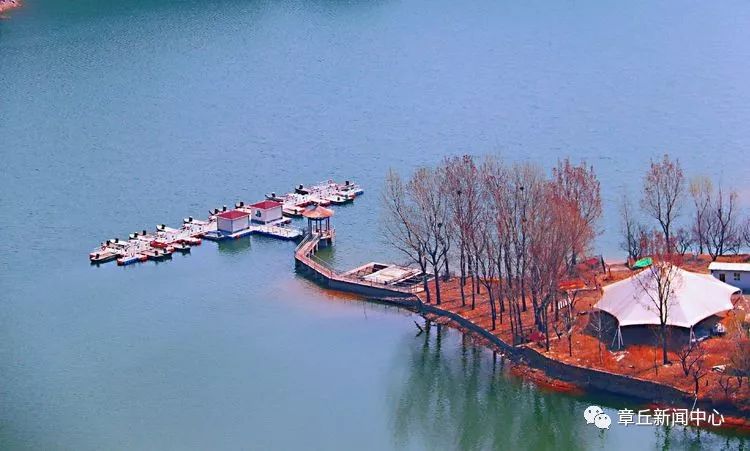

{"left": 595, "top": 266, "right": 740, "bottom": 330}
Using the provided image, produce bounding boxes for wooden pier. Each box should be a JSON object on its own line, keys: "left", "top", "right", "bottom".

{"left": 294, "top": 232, "right": 423, "bottom": 303}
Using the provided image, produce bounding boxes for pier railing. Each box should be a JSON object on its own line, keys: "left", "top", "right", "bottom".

{"left": 295, "top": 233, "right": 423, "bottom": 295}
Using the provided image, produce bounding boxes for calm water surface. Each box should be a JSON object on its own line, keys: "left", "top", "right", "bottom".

{"left": 2, "top": 1, "right": 750, "bottom": 449}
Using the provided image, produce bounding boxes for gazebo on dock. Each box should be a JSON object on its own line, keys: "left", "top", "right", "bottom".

{"left": 302, "top": 206, "right": 334, "bottom": 242}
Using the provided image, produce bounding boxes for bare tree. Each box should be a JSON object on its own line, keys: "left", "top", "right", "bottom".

{"left": 619, "top": 194, "right": 644, "bottom": 261}
{"left": 443, "top": 155, "right": 482, "bottom": 306}
{"left": 482, "top": 157, "right": 526, "bottom": 342}
{"left": 717, "top": 373, "right": 733, "bottom": 399}
{"left": 641, "top": 154, "right": 685, "bottom": 252}
{"left": 587, "top": 310, "right": 611, "bottom": 363}
{"left": 676, "top": 341, "right": 709, "bottom": 398}
{"left": 526, "top": 180, "right": 573, "bottom": 351}
{"left": 676, "top": 341, "right": 705, "bottom": 377}
{"left": 555, "top": 290, "right": 582, "bottom": 357}
{"left": 381, "top": 169, "right": 432, "bottom": 302}
{"left": 689, "top": 176, "right": 713, "bottom": 254}
{"left": 674, "top": 227, "right": 693, "bottom": 257}
{"left": 409, "top": 167, "right": 451, "bottom": 304}
{"left": 690, "top": 347, "right": 708, "bottom": 398}
{"left": 706, "top": 186, "right": 741, "bottom": 260}
{"left": 551, "top": 159, "right": 602, "bottom": 266}
{"left": 475, "top": 207, "right": 501, "bottom": 330}
{"left": 633, "top": 238, "right": 681, "bottom": 365}
{"left": 730, "top": 335, "right": 750, "bottom": 388}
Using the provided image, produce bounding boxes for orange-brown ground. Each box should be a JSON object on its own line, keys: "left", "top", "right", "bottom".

{"left": 417, "top": 253, "right": 750, "bottom": 419}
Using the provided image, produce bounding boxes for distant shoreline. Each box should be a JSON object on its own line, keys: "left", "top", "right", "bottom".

{"left": 0, "top": 0, "right": 21, "bottom": 17}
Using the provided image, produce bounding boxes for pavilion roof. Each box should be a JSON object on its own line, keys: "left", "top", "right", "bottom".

{"left": 302, "top": 205, "right": 334, "bottom": 219}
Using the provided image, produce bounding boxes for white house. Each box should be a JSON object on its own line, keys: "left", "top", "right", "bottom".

{"left": 709, "top": 262, "right": 750, "bottom": 293}
{"left": 216, "top": 210, "right": 250, "bottom": 233}
{"left": 249, "top": 200, "right": 283, "bottom": 224}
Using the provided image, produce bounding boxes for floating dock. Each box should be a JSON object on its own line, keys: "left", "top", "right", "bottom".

{"left": 266, "top": 180, "right": 363, "bottom": 217}
{"left": 89, "top": 179, "right": 362, "bottom": 267}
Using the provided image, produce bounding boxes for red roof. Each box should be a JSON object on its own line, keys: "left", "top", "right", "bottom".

{"left": 250, "top": 200, "right": 282, "bottom": 210}
{"left": 216, "top": 210, "right": 249, "bottom": 220}
{"left": 302, "top": 205, "right": 334, "bottom": 219}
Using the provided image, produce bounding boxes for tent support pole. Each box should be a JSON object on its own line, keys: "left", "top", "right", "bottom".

{"left": 611, "top": 325, "right": 623, "bottom": 350}
{"left": 611, "top": 327, "right": 618, "bottom": 348}
{"left": 689, "top": 326, "right": 695, "bottom": 346}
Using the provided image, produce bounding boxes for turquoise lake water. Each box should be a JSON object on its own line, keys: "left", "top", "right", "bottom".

{"left": 1, "top": 1, "right": 749, "bottom": 449}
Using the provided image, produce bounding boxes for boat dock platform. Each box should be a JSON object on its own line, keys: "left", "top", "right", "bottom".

{"left": 266, "top": 180, "right": 364, "bottom": 217}
{"left": 203, "top": 222, "right": 303, "bottom": 242}
{"left": 89, "top": 178, "right": 359, "bottom": 267}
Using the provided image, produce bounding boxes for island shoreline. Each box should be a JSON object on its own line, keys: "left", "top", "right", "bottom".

{"left": 295, "top": 231, "right": 750, "bottom": 433}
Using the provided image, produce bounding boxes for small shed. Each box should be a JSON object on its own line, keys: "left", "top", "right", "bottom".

{"left": 709, "top": 262, "right": 750, "bottom": 293}
{"left": 216, "top": 210, "right": 250, "bottom": 233}
{"left": 249, "top": 200, "right": 283, "bottom": 224}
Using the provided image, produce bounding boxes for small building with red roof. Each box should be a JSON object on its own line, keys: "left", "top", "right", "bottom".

{"left": 249, "top": 200, "right": 283, "bottom": 224}
{"left": 216, "top": 210, "right": 250, "bottom": 233}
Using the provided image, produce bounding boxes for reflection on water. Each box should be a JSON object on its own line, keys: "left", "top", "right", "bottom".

{"left": 216, "top": 236, "right": 252, "bottom": 254}
{"left": 390, "top": 324, "right": 750, "bottom": 451}
{"left": 3, "top": 0, "right": 750, "bottom": 448}
{"left": 390, "top": 324, "right": 582, "bottom": 450}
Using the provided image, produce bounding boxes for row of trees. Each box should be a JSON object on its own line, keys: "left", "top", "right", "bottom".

{"left": 620, "top": 154, "right": 750, "bottom": 261}
{"left": 618, "top": 153, "right": 750, "bottom": 367}
{"left": 381, "top": 155, "right": 601, "bottom": 346}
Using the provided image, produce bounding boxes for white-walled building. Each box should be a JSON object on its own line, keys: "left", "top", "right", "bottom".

{"left": 249, "top": 200, "right": 283, "bottom": 224}
{"left": 709, "top": 262, "right": 750, "bottom": 293}
{"left": 216, "top": 210, "right": 250, "bottom": 233}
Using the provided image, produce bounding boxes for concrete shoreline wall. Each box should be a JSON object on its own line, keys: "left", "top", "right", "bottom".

{"left": 294, "top": 240, "right": 745, "bottom": 416}
{"left": 418, "top": 303, "right": 690, "bottom": 402}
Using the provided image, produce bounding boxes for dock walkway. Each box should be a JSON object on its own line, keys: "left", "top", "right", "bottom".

{"left": 203, "top": 223, "right": 303, "bottom": 241}
{"left": 294, "top": 233, "right": 421, "bottom": 302}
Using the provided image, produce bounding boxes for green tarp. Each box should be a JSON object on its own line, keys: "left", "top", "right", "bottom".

{"left": 632, "top": 257, "right": 653, "bottom": 269}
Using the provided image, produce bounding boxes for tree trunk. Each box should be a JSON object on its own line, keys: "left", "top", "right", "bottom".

{"left": 433, "top": 263, "right": 442, "bottom": 305}
{"left": 470, "top": 271, "right": 476, "bottom": 309}
{"left": 489, "top": 289, "right": 496, "bottom": 330}
{"left": 459, "top": 248, "right": 466, "bottom": 306}
{"left": 543, "top": 306, "right": 550, "bottom": 351}
{"left": 422, "top": 273, "right": 431, "bottom": 304}
{"left": 661, "top": 323, "right": 669, "bottom": 364}
{"left": 497, "top": 273, "right": 504, "bottom": 325}
{"left": 515, "top": 301, "right": 524, "bottom": 343}
{"left": 475, "top": 258, "right": 481, "bottom": 294}
{"left": 554, "top": 292, "right": 559, "bottom": 323}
